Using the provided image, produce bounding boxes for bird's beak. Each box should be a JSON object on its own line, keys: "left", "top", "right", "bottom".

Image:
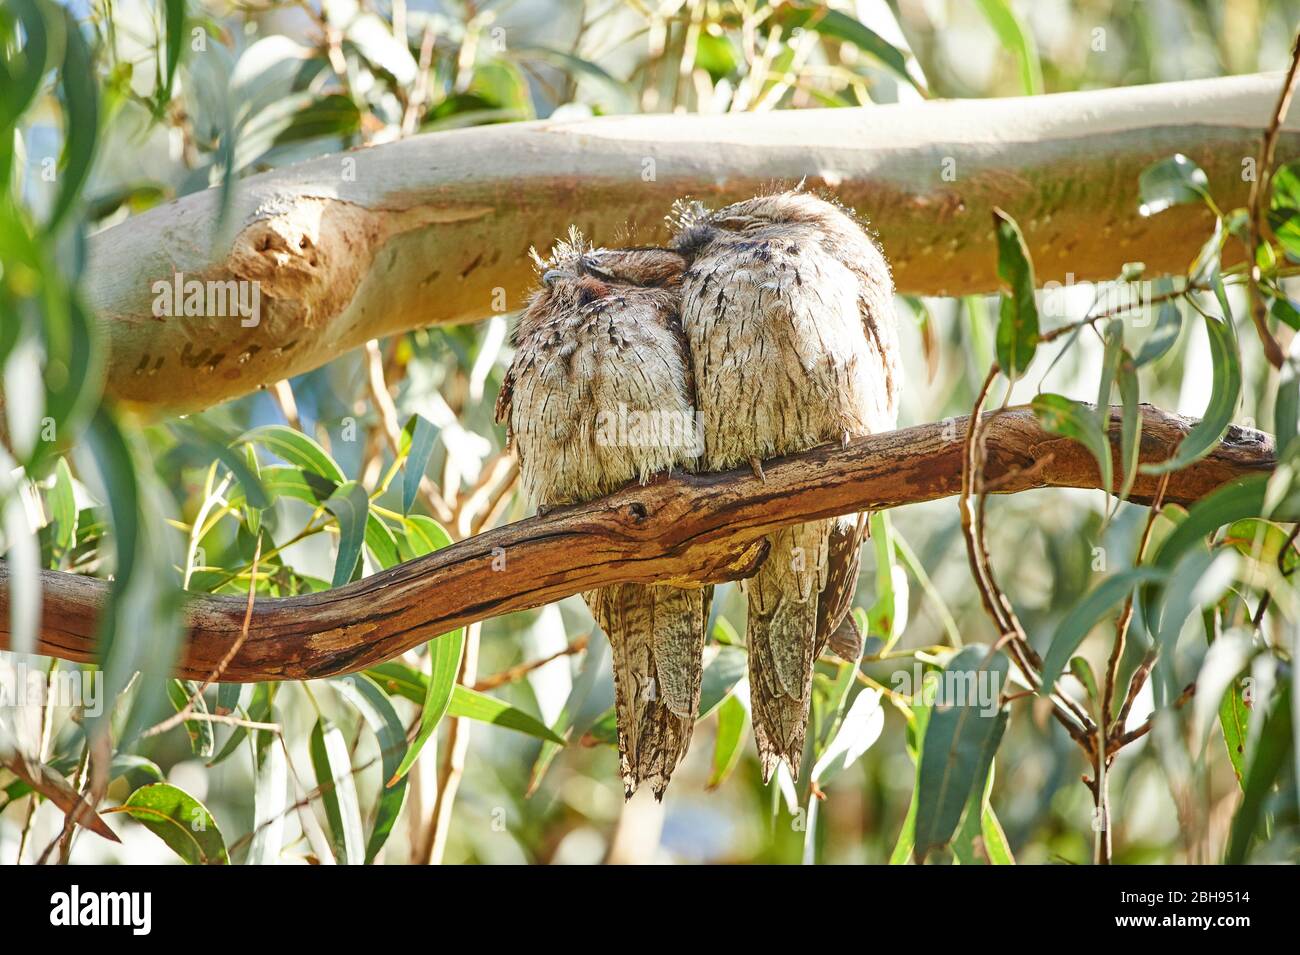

{"left": 542, "top": 269, "right": 565, "bottom": 287}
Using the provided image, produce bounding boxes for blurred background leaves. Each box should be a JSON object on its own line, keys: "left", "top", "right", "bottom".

{"left": 2, "top": 0, "right": 1300, "bottom": 865}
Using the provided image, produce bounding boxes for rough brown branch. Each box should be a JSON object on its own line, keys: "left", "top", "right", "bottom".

{"left": 0, "top": 405, "right": 1276, "bottom": 682}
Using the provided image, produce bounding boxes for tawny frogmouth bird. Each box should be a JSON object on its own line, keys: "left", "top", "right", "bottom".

{"left": 496, "top": 229, "right": 708, "bottom": 799}
{"left": 671, "top": 191, "right": 900, "bottom": 781}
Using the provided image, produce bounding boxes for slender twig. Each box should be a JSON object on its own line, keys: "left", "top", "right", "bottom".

{"left": 1246, "top": 31, "right": 1300, "bottom": 369}
{"left": 270, "top": 379, "right": 303, "bottom": 431}
{"left": 1103, "top": 471, "right": 1171, "bottom": 733}
{"left": 417, "top": 621, "right": 481, "bottom": 865}
{"left": 142, "top": 533, "right": 263, "bottom": 740}
{"left": 1250, "top": 522, "right": 1300, "bottom": 627}
{"left": 1113, "top": 654, "right": 1156, "bottom": 736}
{"left": 958, "top": 365, "right": 1097, "bottom": 751}
{"left": 1108, "top": 681, "right": 1196, "bottom": 754}
{"left": 364, "top": 338, "right": 454, "bottom": 523}
{"left": 473, "top": 634, "right": 589, "bottom": 692}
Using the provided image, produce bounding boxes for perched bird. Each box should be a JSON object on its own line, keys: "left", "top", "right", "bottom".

{"left": 495, "top": 229, "right": 707, "bottom": 799}
{"left": 671, "top": 190, "right": 900, "bottom": 782}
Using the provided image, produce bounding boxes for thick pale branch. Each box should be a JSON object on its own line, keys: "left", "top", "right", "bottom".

{"left": 90, "top": 74, "right": 1300, "bottom": 414}
{"left": 0, "top": 406, "right": 1275, "bottom": 681}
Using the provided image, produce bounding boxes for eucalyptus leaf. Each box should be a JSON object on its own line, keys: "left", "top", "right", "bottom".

{"left": 992, "top": 208, "right": 1039, "bottom": 378}
{"left": 915, "top": 646, "right": 1009, "bottom": 863}
{"left": 117, "top": 783, "right": 227, "bottom": 865}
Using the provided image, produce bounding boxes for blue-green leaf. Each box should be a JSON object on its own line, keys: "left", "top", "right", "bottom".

{"left": 1032, "top": 393, "right": 1112, "bottom": 496}
{"left": 1225, "top": 682, "right": 1292, "bottom": 863}
{"left": 974, "top": 0, "right": 1043, "bottom": 95}
{"left": 331, "top": 673, "right": 409, "bottom": 863}
{"left": 47, "top": 8, "right": 98, "bottom": 233}
{"left": 389, "top": 629, "right": 464, "bottom": 785}
{"left": 992, "top": 208, "right": 1039, "bottom": 378}
{"left": 400, "top": 414, "right": 439, "bottom": 515}
{"left": 237, "top": 425, "right": 345, "bottom": 485}
{"left": 914, "top": 646, "right": 1009, "bottom": 863}
{"left": 1040, "top": 568, "right": 1167, "bottom": 695}
{"left": 1138, "top": 154, "right": 1210, "bottom": 217}
{"left": 1142, "top": 312, "right": 1241, "bottom": 474}
{"left": 308, "top": 717, "right": 365, "bottom": 865}
{"left": 323, "top": 481, "right": 369, "bottom": 587}
{"left": 116, "top": 783, "right": 227, "bottom": 865}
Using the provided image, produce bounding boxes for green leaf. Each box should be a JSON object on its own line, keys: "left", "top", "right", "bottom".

{"left": 1151, "top": 475, "right": 1270, "bottom": 577}
{"left": 1068, "top": 657, "right": 1099, "bottom": 704}
{"left": 227, "top": 465, "right": 335, "bottom": 507}
{"left": 0, "top": 0, "right": 56, "bottom": 133}
{"left": 915, "top": 646, "right": 1009, "bottom": 863}
{"left": 399, "top": 414, "right": 438, "bottom": 514}
{"left": 166, "top": 679, "right": 215, "bottom": 758}
{"left": 974, "top": 0, "right": 1043, "bottom": 95}
{"left": 161, "top": 0, "right": 186, "bottom": 104}
{"left": 446, "top": 686, "right": 565, "bottom": 745}
{"left": 890, "top": 690, "right": 932, "bottom": 864}
{"left": 364, "top": 513, "right": 400, "bottom": 570}
{"left": 708, "top": 693, "right": 749, "bottom": 789}
{"left": 514, "top": 45, "right": 626, "bottom": 97}
{"left": 1277, "top": 362, "right": 1299, "bottom": 456}
{"left": 992, "top": 208, "right": 1039, "bottom": 378}
{"left": 1268, "top": 207, "right": 1300, "bottom": 261}
{"left": 1142, "top": 313, "right": 1241, "bottom": 474}
{"left": 771, "top": 3, "right": 926, "bottom": 95}
{"left": 0, "top": 462, "right": 38, "bottom": 656}
{"left": 323, "top": 481, "right": 369, "bottom": 587}
{"left": 247, "top": 733, "right": 287, "bottom": 865}
{"left": 1135, "top": 300, "right": 1182, "bottom": 367}
{"left": 1138, "top": 154, "right": 1210, "bottom": 217}
{"left": 390, "top": 631, "right": 464, "bottom": 785}
{"left": 1225, "top": 682, "right": 1293, "bottom": 863}
{"left": 236, "top": 425, "right": 345, "bottom": 484}
{"left": 865, "top": 511, "right": 901, "bottom": 645}
{"left": 117, "top": 783, "right": 227, "bottom": 865}
{"left": 1031, "top": 393, "right": 1112, "bottom": 495}
{"left": 1040, "top": 568, "right": 1167, "bottom": 694}
{"left": 698, "top": 645, "right": 748, "bottom": 719}
{"left": 1219, "top": 682, "right": 1250, "bottom": 790}
{"left": 400, "top": 514, "right": 453, "bottom": 560}
{"left": 309, "top": 717, "right": 365, "bottom": 865}
{"left": 208, "top": 683, "right": 274, "bottom": 767}
{"left": 47, "top": 8, "right": 99, "bottom": 233}
{"left": 362, "top": 662, "right": 564, "bottom": 745}
{"left": 174, "top": 419, "right": 271, "bottom": 510}
{"left": 811, "top": 688, "right": 884, "bottom": 784}
{"left": 1115, "top": 350, "right": 1142, "bottom": 502}
{"left": 1272, "top": 162, "right": 1300, "bottom": 210}
{"left": 528, "top": 633, "right": 609, "bottom": 794}
{"left": 234, "top": 93, "right": 360, "bottom": 171}
{"left": 330, "top": 673, "right": 409, "bottom": 863}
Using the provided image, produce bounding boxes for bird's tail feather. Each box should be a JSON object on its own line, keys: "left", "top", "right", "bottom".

{"left": 746, "top": 521, "right": 829, "bottom": 782}
{"left": 589, "top": 584, "right": 706, "bottom": 799}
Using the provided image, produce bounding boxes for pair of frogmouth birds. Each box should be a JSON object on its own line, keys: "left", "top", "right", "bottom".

{"left": 495, "top": 190, "right": 900, "bottom": 798}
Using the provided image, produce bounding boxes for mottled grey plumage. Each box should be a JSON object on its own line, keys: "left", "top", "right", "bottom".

{"left": 495, "top": 230, "right": 707, "bottom": 798}
{"left": 672, "top": 191, "right": 900, "bottom": 781}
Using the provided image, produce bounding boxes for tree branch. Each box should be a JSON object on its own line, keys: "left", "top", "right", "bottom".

{"left": 0, "top": 405, "right": 1276, "bottom": 681}
{"left": 89, "top": 73, "right": 1300, "bottom": 414}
